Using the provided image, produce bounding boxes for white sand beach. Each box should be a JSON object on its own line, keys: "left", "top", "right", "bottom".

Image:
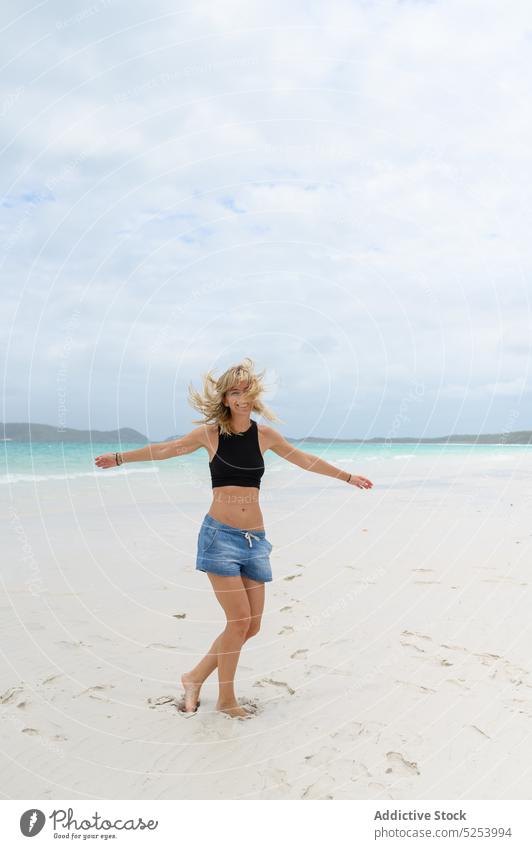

{"left": 1, "top": 449, "right": 532, "bottom": 800}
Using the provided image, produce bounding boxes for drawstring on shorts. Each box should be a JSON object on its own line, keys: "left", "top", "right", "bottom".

{"left": 243, "top": 531, "right": 260, "bottom": 548}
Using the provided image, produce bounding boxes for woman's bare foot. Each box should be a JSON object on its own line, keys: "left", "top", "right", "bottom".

{"left": 180, "top": 672, "right": 202, "bottom": 713}
{"left": 216, "top": 700, "right": 252, "bottom": 719}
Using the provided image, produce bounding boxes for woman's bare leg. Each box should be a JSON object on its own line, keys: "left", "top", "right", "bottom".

{"left": 183, "top": 576, "right": 265, "bottom": 689}
{"left": 182, "top": 575, "right": 265, "bottom": 717}
{"left": 208, "top": 574, "right": 251, "bottom": 717}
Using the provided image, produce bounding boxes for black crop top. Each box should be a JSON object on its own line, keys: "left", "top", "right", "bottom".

{"left": 209, "top": 419, "right": 265, "bottom": 489}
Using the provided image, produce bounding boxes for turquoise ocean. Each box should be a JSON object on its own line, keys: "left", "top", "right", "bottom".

{"left": 1, "top": 440, "right": 531, "bottom": 486}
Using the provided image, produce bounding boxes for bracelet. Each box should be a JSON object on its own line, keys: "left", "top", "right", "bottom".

{"left": 345, "top": 473, "right": 352, "bottom": 483}
{"left": 115, "top": 452, "right": 122, "bottom": 466}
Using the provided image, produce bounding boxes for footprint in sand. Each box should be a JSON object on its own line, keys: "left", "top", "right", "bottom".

{"left": 445, "top": 678, "right": 469, "bottom": 690}
{"left": 278, "top": 625, "right": 294, "bottom": 635}
{"left": 147, "top": 694, "right": 197, "bottom": 716}
{"left": 438, "top": 642, "right": 529, "bottom": 684}
{"left": 400, "top": 641, "right": 426, "bottom": 654}
{"left": 487, "top": 659, "right": 528, "bottom": 684}
{"left": 402, "top": 630, "right": 432, "bottom": 642}
{"left": 42, "top": 675, "right": 63, "bottom": 685}
{"left": 303, "top": 745, "right": 340, "bottom": 768}
{"left": 473, "top": 651, "right": 502, "bottom": 665}
{"left": 331, "top": 720, "right": 385, "bottom": 743}
{"left": 440, "top": 642, "right": 468, "bottom": 653}
{"left": 74, "top": 684, "right": 115, "bottom": 700}
{"left": 385, "top": 751, "right": 420, "bottom": 776}
{"left": 368, "top": 781, "right": 393, "bottom": 798}
{"left": 400, "top": 630, "right": 435, "bottom": 656}
{"left": 401, "top": 631, "right": 459, "bottom": 670}
{"left": 305, "top": 663, "right": 329, "bottom": 676}
{"left": 301, "top": 778, "right": 335, "bottom": 799}
{"left": 258, "top": 767, "right": 291, "bottom": 794}
{"left": 253, "top": 677, "right": 295, "bottom": 696}
{"left": 0, "top": 686, "right": 24, "bottom": 703}
{"left": 350, "top": 762, "right": 373, "bottom": 782}
{"left": 239, "top": 697, "right": 261, "bottom": 715}
{"left": 290, "top": 649, "right": 308, "bottom": 659}
{"left": 283, "top": 574, "right": 302, "bottom": 581}
{"left": 280, "top": 606, "right": 292, "bottom": 613}
{"left": 331, "top": 721, "right": 365, "bottom": 741}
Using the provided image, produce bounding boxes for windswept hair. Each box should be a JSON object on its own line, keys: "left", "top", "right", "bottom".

{"left": 188, "top": 357, "right": 282, "bottom": 436}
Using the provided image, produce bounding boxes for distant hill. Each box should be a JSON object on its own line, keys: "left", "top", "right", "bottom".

{"left": 298, "top": 431, "right": 532, "bottom": 445}
{"left": 163, "top": 429, "right": 532, "bottom": 445}
{"left": 2, "top": 422, "right": 531, "bottom": 445}
{"left": 0, "top": 423, "right": 149, "bottom": 443}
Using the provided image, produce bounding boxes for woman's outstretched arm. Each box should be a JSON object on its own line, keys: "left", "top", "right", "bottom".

{"left": 264, "top": 427, "right": 373, "bottom": 489}
{"left": 94, "top": 426, "right": 206, "bottom": 468}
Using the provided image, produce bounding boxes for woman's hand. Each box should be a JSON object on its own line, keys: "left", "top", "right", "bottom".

{"left": 94, "top": 453, "right": 119, "bottom": 469}
{"left": 347, "top": 475, "right": 373, "bottom": 489}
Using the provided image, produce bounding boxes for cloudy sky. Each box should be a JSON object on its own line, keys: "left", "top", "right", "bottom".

{"left": 1, "top": 0, "right": 531, "bottom": 441}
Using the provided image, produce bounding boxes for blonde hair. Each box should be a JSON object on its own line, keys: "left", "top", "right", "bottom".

{"left": 188, "top": 357, "right": 282, "bottom": 436}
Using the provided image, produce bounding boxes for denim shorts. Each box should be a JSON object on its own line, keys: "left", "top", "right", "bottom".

{"left": 196, "top": 514, "right": 273, "bottom": 583}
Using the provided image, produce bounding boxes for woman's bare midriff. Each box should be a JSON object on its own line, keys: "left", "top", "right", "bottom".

{"left": 208, "top": 486, "right": 264, "bottom": 531}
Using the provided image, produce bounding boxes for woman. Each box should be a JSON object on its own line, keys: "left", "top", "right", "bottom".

{"left": 94, "top": 358, "right": 373, "bottom": 719}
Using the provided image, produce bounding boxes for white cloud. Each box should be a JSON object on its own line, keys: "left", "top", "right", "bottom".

{"left": 1, "top": 0, "right": 531, "bottom": 437}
